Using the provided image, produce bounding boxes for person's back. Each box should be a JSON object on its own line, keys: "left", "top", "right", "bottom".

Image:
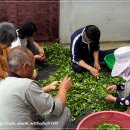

{"left": 70, "top": 27, "right": 83, "bottom": 43}
{"left": 0, "top": 77, "right": 39, "bottom": 129}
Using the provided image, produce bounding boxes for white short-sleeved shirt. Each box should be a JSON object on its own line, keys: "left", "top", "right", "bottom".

{"left": 11, "top": 30, "right": 28, "bottom": 48}
{"left": 0, "top": 77, "right": 62, "bottom": 129}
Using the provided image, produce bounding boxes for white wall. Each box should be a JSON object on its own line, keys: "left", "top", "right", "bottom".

{"left": 60, "top": 0, "right": 130, "bottom": 43}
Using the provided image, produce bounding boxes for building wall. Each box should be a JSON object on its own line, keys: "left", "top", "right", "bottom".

{"left": 0, "top": 0, "right": 59, "bottom": 42}
{"left": 60, "top": 1, "right": 130, "bottom": 43}
{"left": 1, "top": 1, "right": 130, "bottom": 43}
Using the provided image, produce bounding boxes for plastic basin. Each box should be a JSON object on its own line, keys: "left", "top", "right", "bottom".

{"left": 76, "top": 111, "right": 130, "bottom": 130}
{"left": 104, "top": 53, "right": 115, "bottom": 70}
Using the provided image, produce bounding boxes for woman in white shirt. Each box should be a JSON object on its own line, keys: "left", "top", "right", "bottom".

{"left": 11, "top": 22, "right": 47, "bottom": 66}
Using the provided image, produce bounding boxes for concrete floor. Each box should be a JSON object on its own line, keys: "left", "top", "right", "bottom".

{"left": 100, "top": 41, "right": 130, "bottom": 50}
{"left": 62, "top": 41, "right": 130, "bottom": 50}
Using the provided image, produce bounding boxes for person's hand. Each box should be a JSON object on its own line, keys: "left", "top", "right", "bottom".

{"left": 39, "top": 48, "right": 45, "bottom": 56}
{"left": 34, "top": 54, "right": 47, "bottom": 63}
{"left": 49, "top": 81, "right": 58, "bottom": 91}
{"left": 42, "top": 81, "right": 58, "bottom": 92}
{"left": 34, "top": 54, "right": 42, "bottom": 60}
{"left": 94, "top": 62, "right": 101, "bottom": 70}
{"left": 89, "top": 67, "right": 100, "bottom": 77}
{"left": 105, "top": 94, "right": 117, "bottom": 102}
{"left": 40, "top": 56, "right": 47, "bottom": 63}
{"left": 107, "top": 85, "right": 117, "bottom": 92}
{"left": 60, "top": 76, "right": 72, "bottom": 92}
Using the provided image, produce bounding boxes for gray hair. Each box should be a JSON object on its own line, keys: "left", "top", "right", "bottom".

{"left": 0, "top": 22, "right": 17, "bottom": 45}
{"left": 8, "top": 46, "right": 34, "bottom": 71}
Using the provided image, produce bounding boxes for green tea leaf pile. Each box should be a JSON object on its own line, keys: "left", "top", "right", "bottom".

{"left": 39, "top": 43, "right": 125, "bottom": 122}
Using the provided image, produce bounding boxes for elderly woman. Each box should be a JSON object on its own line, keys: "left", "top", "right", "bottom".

{"left": 0, "top": 22, "right": 17, "bottom": 80}
{"left": 0, "top": 22, "right": 37, "bottom": 80}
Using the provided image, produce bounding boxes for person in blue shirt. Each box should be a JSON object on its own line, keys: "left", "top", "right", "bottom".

{"left": 70, "top": 25, "right": 115, "bottom": 76}
{"left": 105, "top": 46, "right": 130, "bottom": 114}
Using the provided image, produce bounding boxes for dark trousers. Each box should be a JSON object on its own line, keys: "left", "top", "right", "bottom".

{"left": 72, "top": 49, "right": 116, "bottom": 73}
{"left": 26, "top": 40, "right": 44, "bottom": 66}
{"left": 26, "top": 39, "right": 39, "bottom": 55}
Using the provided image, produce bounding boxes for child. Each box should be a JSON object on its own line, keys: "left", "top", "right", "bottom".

{"left": 105, "top": 46, "right": 130, "bottom": 114}
{"left": 70, "top": 25, "right": 115, "bottom": 76}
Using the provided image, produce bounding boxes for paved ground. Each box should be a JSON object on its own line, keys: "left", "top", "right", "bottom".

{"left": 61, "top": 41, "right": 130, "bottom": 50}
{"left": 36, "top": 64, "right": 59, "bottom": 80}
{"left": 100, "top": 41, "right": 130, "bottom": 50}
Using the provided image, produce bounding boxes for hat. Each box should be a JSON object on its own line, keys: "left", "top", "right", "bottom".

{"left": 111, "top": 46, "right": 130, "bottom": 77}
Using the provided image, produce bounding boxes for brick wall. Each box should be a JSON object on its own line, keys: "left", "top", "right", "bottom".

{"left": 0, "top": 0, "right": 59, "bottom": 42}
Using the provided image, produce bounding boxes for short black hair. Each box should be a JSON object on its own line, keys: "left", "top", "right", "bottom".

{"left": 84, "top": 25, "right": 101, "bottom": 42}
{"left": 18, "top": 22, "right": 37, "bottom": 39}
